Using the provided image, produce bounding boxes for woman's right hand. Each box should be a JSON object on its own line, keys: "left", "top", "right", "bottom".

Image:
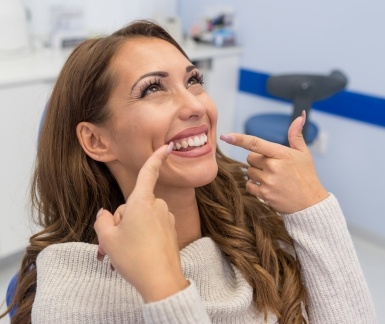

{"left": 94, "top": 143, "right": 188, "bottom": 302}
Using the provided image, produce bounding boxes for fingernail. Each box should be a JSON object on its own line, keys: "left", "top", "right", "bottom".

{"left": 220, "top": 134, "right": 235, "bottom": 144}
{"left": 167, "top": 142, "right": 174, "bottom": 154}
{"left": 96, "top": 208, "right": 104, "bottom": 219}
{"left": 301, "top": 110, "right": 306, "bottom": 127}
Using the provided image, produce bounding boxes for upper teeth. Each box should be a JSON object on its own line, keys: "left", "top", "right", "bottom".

{"left": 172, "top": 133, "right": 208, "bottom": 150}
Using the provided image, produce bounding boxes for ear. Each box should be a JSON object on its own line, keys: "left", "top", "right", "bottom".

{"left": 76, "top": 122, "right": 116, "bottom": 162}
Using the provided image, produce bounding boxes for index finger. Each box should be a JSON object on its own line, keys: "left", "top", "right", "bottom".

{"left": 131, "top": 142, "right": 173, "bottom": 198}
{"left": 220, "top": 133, "right": 281, "bottom": 158}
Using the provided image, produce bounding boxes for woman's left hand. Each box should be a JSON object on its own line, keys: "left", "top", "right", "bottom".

{"left": 220, "top": 112, "right": 328, "bottom": 214}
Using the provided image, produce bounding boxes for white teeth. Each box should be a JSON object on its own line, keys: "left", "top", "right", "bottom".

{"left": 188, "top": 138, "right": 194, "bottom": 146}
{"left": 172, "top": 132, "right": 208, "bottom": 151}
{"left": 193, "top": 136, "right": 200, "bottom": 146}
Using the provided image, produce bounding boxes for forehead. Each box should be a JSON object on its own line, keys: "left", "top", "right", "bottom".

{"left": 110, "top": 37, "right": 190, "bottom": 77}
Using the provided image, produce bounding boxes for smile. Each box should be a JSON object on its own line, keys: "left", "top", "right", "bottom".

{"left": 172, "top": 132, "right": 208, "bottom": 151}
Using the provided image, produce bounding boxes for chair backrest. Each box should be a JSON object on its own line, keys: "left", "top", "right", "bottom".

{"left": 266, "top": 70, "right": 348, "bottom": 138}
{"left": 6, "top": 272, "right": 19, "bottom": 318}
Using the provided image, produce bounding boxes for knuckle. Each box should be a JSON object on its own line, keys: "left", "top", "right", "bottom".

{"left": 248, "top": 137, "right": 262, "bottom": 152}
{"left": 147, "top": 164, "right": 160, "bottom": 178}
{"left": 263, "top": 176, "right": 271, "bottom": 187}
{"left": 115, "top": 204, "right": 125, "bottom": 215}
{"left": 265, "top": 159, "right": 277, "bottom": 172}
{"left": 156, "top": 198, "right": 168, "bottom": 210}
{"left": 246, "top": 180, "right": 258, "bottom": 193}
{"left": 168, "top": 212, "right": 176, "bottom": 226}
{"left": 259, "top": 187, "right": 270, "bottom": 201}
{"left": 246, "top": 154, "right": 252, "bottom": 165}
{"left": 246, "top": 153, "right": 256, "bottom": 165}
{"left": 95, "top": 226, "right": 109, "bottom": 243}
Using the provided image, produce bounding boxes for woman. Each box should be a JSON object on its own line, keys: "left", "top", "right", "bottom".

{"left": 1, "top": 20, "right": 376, "bottom": 323}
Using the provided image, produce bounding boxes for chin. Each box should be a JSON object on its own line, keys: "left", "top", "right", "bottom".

{"left": 161, "top": 159, "right": 218, "bottom": 188}
{"left": 193, "top": 165, "right": 219, "bottom": 188}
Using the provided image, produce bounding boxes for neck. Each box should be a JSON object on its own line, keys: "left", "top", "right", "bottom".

{"left": 155, "top": 187, "right": 202, "bottom": 250}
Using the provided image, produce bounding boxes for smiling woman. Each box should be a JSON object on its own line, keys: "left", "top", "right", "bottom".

{"left": 0, "top": 19, "right": 377, "bottom": 324}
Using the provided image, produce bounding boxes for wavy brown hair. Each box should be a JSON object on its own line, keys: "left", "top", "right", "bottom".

{"left": 0, "top": 19, "right": 307, "bottom": 323}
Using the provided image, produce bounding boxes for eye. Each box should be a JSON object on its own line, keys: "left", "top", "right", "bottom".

{"left": 144, "top": 84, "right": 161, "bottom": 95}
{"left": 187, "top": 72, "right": 204, "bottom": 88}
{"left": 138, "top": 79, "right": 165, "bottom": 98}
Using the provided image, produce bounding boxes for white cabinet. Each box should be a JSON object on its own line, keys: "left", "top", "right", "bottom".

{"left": 204, "top": 54, "right": 240, "bottom": 156}
{"left": 0, "top": 82, "right": 52, "bottom": 259}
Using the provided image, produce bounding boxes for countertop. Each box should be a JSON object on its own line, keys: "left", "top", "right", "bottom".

{"left": 0, "top": 44, "right": 242, "bottom": 87}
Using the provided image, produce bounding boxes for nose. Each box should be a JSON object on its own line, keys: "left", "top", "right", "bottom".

{"left": 175, "top": 88, "right": 207, "bottom": 121}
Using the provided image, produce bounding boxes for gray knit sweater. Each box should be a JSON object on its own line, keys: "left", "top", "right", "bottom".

{"left": 31, "top": 194, "right": 377, "bottom": 323}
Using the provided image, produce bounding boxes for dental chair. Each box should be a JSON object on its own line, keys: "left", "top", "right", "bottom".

{"left": 244, "top": 70, "right": 348, "bottom": 146}
{"left": 6, "top": 272, "right": 18, "bottom": 318}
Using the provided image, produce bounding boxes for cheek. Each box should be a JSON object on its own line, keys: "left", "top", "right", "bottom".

{"left": 205, "top": 98, "right": 218, "bottom": 140}
{"left": 205, "top": 96, "right": 218, "bottom": 125}
{"left": 118, "top": 108, "right": 169, "bottom": 142}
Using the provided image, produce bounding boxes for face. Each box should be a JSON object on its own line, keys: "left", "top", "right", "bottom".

{"left": 102, "top": 37, "right": 218, "bottom": 197}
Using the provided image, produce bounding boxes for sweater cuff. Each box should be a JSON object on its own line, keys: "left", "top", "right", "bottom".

{"left": 281, "top": 193, "right": 335, "bottom": 218}
{"left": 280, "top": 193, "right": 350, "bottom": 247}
{"left": 142, "top": 280, "right": 211, "bottom": 324}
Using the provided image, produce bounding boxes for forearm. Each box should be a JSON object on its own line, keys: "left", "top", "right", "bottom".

{"left": 282, "top": 194, "right": 378, "bottom": 323}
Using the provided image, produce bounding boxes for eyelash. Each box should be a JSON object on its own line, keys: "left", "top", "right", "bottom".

{"left": 138, "top": 78, "right": 165, "bottom": 98}
{"left": 188, "top": 71, "right": 205, "bottom": 87}
{"left": 137, "top": 72, "right": 205, "bottom": 99}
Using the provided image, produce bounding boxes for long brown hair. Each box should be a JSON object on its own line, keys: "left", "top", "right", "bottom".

{"left": 1, "top": 20, "right": 307, "bottom": 323}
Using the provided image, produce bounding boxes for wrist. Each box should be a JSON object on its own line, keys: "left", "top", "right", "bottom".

{"left": 141, "top": 275, "right": 189, "bottom": 303}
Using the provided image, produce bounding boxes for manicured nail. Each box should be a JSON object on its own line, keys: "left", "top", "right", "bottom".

{"left": 301, "top": 110, "right": 306, "bottom": 127}
{"left": 167, "top": 142, "right": 174, "bottom": 154}
{"left": 96, "top": 208, "right": 104, "bottom": 219}
{"left": 220, "top": 134, "right": 235, "bottom": 144}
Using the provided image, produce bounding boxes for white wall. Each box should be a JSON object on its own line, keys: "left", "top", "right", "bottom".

{"left": 179, "top": 0, "right": 385, "bottom": 97}
{"left": 179, "top": 0, "right": 385, "bottom": 243}
{"left": 21, "top": 0, "right": 178, "bottom": 40}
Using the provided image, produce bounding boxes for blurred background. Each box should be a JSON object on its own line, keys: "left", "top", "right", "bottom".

{"left": 1, "top": 0, "right": 384, "bottom": 322}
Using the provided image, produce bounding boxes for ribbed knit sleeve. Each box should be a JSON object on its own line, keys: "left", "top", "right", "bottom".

{"left": 282, "top": 194, "right": 378, "bottom": 324}
{"left": 142, "top": 281, "right": 211, "bottom": 323}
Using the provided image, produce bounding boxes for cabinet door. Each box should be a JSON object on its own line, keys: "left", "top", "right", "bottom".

{"left": 0, "top": 82, "right": 52, "bottom": 259}
{"left": 204, "top": 54, "right": 240, "bottom": 156}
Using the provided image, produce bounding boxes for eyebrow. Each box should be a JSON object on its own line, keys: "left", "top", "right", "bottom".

{"left": 186, "top": 65, "right": 197, "bottom": 72}
{"left": 131, "top": 71, "right": 169, "bottom": 92}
